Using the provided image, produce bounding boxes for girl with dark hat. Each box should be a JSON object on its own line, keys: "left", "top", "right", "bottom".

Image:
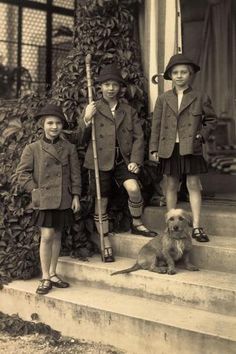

{"left": 149, "top": 54, "right": 217, "bottom": 242}
{"left": 16, "top": 103, "right": 81, "bottom": 294}
{"left": 78, "top": 63, "right": 158, "bottom": 262}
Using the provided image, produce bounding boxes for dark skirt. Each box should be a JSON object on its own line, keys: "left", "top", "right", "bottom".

{"left": 158, "top": 143, "right": 208, "bottom": 178}
{"left": 32, "top": 209, "right": 74, "bottom": 230}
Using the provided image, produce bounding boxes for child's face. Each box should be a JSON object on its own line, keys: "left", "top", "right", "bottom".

{"left": 170, "top": 64, "right": 191, "bottom": 88}
{"left": 43, "top": 116, "right": 63, "bottom": 139}
{"left": 101, "top": 80, "right": 120, "bottom": 101}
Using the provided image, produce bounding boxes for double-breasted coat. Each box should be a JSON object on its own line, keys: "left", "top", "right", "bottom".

{"left": 78, "top": 99, "right": 144, "bottom": 171}
{"left": 149, "top": 87, "right": 217, "bottom": 158}
{"left": 16, "top": 138, "right": 81, "bottom": 210}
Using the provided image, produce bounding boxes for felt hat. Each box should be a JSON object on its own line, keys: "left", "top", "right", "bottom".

{"left": 34, "top": 103, "right": 68, "bottom": 129}
{"left": 163, "top": 54, "right": 200, "bottom": 80}
{"left": 96, "top": 64, "right": 126, "bottom": 85}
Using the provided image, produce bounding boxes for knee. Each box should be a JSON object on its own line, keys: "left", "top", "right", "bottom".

{"left": 41, "top": 228, "right": 54, "bottom": 244}
{"left": 167, "top": 179, "right": 179, "bottom": 192}
{"left": 187, "top": 177, "right": 201, "bottom": 191}
{"left": 125, "top": 180, "right": 140, "bottom": 196}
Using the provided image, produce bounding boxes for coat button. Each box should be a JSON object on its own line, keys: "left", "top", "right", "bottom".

{"left": 165, "top": 126, "right": 168, "bottom": 129}
{"left": 55, "top": 161, "right": 60, "bottom": 165}
{"left": 100, "top": 123, "right": 104, "bottom": 127}
{"left": 100, "top": 134, "right": 103, "bottom": 138}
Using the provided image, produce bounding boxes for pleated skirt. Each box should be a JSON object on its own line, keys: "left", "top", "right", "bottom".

{"left": 158, "top": 143, "right": 208, "bottom": 177}
{"left": 33, "top": 209, "right": 74, "bottom": 230}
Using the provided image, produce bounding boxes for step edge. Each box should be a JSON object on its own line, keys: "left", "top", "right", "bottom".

{"left": 2, "top": 282, "right": 236, "bottom": 342}
{"left": 58, "top": 257, "right": 236, "bottom": 292}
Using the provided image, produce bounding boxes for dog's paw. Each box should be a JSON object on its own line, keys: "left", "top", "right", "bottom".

{"left": 157, "top": 267, "right": 167, "bottom": 274}
{"left": 167, "top": 268, "right": 176, "bottom": 275}
{"left": 186, "top": 264, "right": 199, "bottom": 271}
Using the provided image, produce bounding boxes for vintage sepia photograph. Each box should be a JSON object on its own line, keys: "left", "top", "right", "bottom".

{"left": 0, "top": 0, "right": 235, "bottom": 353}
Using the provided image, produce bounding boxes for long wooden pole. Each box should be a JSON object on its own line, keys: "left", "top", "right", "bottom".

{"left": 85, "top": 54, "right": 105, "bottom": 262}
{"left": 176, "top": 0, "right": 183, "bottom": 54}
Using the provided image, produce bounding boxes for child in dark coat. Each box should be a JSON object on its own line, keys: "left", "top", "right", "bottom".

{"left": 17, "top": 104, "right": 81, "bottom": 294}
{"left": 79, "top": 64, "right": 157, "bottom": 262}
{"left": 149, "top": 54, "right": 217, "bottom": 242}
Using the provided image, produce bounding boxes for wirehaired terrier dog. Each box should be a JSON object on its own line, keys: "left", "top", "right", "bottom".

{"left": 111, "top": 208, "right": 199, "bottom": 275}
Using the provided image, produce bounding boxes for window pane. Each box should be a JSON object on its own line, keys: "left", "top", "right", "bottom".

{"left": 30, "top": 0, "right": 47, "bottom": 3}
{"left": 22, "top": 8, "right": 46, "bottom": 94}
{"left": 52, "top": 13, "right": 74, "bottom": 82}
{"left": 0, "top": 3, "right": 18, "bottom": 98}
{"left": 53, "top": 0, "right": 75, "bottom": 10}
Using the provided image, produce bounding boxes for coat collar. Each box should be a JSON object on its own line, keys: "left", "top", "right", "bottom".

{"left": 96, "top": 99, "right": 114, "bottom": 122}
{"left": 165, "top": 86, "right": 197, "bottom": 115}
{"left": 96, "top": 99, "right": 126, "bottom": 128}
{"left": 40, "top": 137, "right": 63, "bottom": 162}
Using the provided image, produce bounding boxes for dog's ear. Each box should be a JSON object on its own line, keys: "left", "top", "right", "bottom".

{"left": 183, "top": 211, "right": 193, "bottom": 227}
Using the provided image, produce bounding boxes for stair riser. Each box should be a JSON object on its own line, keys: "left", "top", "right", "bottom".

{"left": 142, "top": 207, "right": 236, "bottom": 237}
{"left": 190, "top": 245, "right": 236, "bottom": 273}
{"left": 57, "top": 260, "right": 236, "bottom": 317}
{"left": 110, "top": 235, "right": 236, "bottom": 274}
{"left": 1, "top": 286, "right": 235, "bottom": 354}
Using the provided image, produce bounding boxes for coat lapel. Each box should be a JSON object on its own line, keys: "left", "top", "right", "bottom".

{"left": 41, "top": 139, "right": 61, "bottom": 162}
{"left": 178, "top": 90, "right": 197, "bottom": 115}
{"left": 165, "top": 91, "right": 178, "bottom": 116}
{"left": 97, "top": 100, "right": 114, "bottom": 123}
{"left": 114, "top": 105, "right": 126, "bottom": 130}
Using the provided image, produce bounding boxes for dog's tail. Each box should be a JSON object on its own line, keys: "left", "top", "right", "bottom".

{"left": 111, "top": 263, "right": 141, "bottom": 276}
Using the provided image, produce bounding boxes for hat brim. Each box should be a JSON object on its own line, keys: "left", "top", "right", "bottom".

{"left": 97, "top": 74, "right": 126, "bottom": 85}
{"left": 164, "top": 62, "right": 200, "bottom": 80}
{"left": 34, "top": 113, "right": 69, "bottom": 129}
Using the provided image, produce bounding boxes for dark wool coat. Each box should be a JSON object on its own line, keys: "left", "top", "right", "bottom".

{"left": 149, "top": 87, "right": 217, "bottom": 158}
{"left": 78, "top": 99, "right": 144, "bottom": 171}
{"left": 16, "top": 138, "right": 81, "bottom": 210}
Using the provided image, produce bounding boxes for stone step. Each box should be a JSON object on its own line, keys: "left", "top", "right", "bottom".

{"left": 108, "top": 233, "right": 236, "bottom": 274}
{"left": 57, "top": 255, "right": 236, "bottom": 317}
{"left": 142, "top": 203, "right": 236, "bottom": 237}
{"left": 1, "top": 279, "right": 236, "bottom": 354}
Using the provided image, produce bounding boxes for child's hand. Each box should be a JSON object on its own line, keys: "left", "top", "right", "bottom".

{"left": 84, "top": 101, "right": 96, "bottom": 123}
{"left": 128, "top": 162, "right": 140, "bottom": 174}
{"left": 71, "top": 195, "right": 81, "bottom": 213}
{"left": 150, "top": 151, "right": 159, "bottom": 162}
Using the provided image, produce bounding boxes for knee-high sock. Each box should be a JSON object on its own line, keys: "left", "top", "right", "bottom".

{"left": 94, "top": 213, "right": 109, "bottom": 236}
{"left": 128, "top": 199, "right": 143, "bottom": 219}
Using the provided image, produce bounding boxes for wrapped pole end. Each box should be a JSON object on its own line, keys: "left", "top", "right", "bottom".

{"left": 85, "top": 54, "right": 92, "bottom": 64}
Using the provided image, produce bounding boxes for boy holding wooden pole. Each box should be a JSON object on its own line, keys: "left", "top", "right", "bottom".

{"left": 79, "top": 63, "right": 157, "bottom": 262}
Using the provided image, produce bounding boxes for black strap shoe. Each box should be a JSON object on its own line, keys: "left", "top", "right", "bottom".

{"left": 50, "top": 274, "right": 70, "bottom": 288}
{"left": 131, "top": 224, "right": 158, "bottom": 237}
{"left": 36, "top": 279, "right": 52, "bottom": 295}
{"left": 192, "top": 227, "right": 209, "bottom": 242}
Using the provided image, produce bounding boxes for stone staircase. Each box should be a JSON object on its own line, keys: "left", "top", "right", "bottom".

{"left": 0, "top": 203, "right": 236, "bottom": 354}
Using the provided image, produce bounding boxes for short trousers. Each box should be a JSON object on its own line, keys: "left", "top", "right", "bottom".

{"left": 89, "top": 161, "right": 139, "bottom": 198}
